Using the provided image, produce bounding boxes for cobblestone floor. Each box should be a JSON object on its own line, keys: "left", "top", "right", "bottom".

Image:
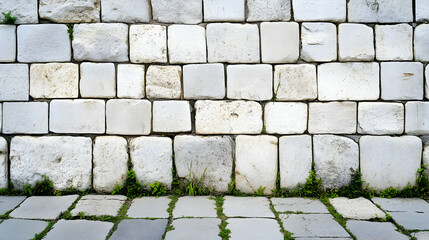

{"left": 0, "top": 195, "right": 428, "bottom": 240}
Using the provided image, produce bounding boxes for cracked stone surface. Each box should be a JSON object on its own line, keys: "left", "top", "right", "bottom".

{"left": 70, "top": 195, "right": 127, "bottom": 217}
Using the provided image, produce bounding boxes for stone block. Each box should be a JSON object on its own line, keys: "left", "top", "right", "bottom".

{"left": 106, "top": 99, "right": 151, "bottom": 135}
{"left": 413, "top": 232, "right": 429, "bottom": 240}
{"left": 318, "top": 63, "right": 379, "bottom": 101}
{"left": 80, "top": 62, "right": 116, "bottom": 98}
{"left": 50, "top": 100, "right": 105, "bottom": 134}
{"left": 117, "top": 64, "right": 145, "bottom": 99}
{"left": 261, "top": 22, "right": 299, "bottom": 63}
{"left": 416, "top": 0, "right": 429, "bottom": 22}
{"left": 360, "top": 136, "right": 422, "bottom": 191}
{"left": 271, "top": 198, "right": 328, "bottom": 213}
{"left": 110, "top": 219, "right": 167, "bottom": 240}
{"left": 405, "top": 102, "right": 429, "bottom": 135}
{"left": 151, "top": 0, "right": 202, "bottom": 24}
{"left": 70, "top": 195, "right": 127, "bottom": 217}
{"left": 168, "top": 25, "right": 206, "bottom": 64}
{"left": 338, "top": 23, "right": 374, "bottom": 61}
{"left": 264, "top": 102, "right": 307, "bottom": 134}
{"left": 375, "top": 24, "right": 413, "bottom": 61}
{"left": 227, "top": 64, "right": 272, "bottom": 100}
{"left": 347, "top": 221, "right": 408, "bottom": 240}
{"left": 274, "top": 64, "right": 317, "bottom": 101}
{"left": 0, "top": 25, "right": 16, "bottom": 62}
{"left": 348, "top": 0, "right": 413, "bottom": 23}
{"left": 381, "top": 62, "right": 423, "bottom": 100}
{"left": 44, "top": 220, "right": 113, "bottom": 240}
{"left": 0, "top": 137, "right": 7, "bottom": 189}
{"left": 292, "top": 0, "right": 346, "bottom": 21}
{"left": 130, "top": 137, "right": 172, "bottom": 189}
{"left": 30, "top": 63, "right": 78, "bottom": 99}
{"left": 73, "top": 23, "right": 128, "bottom": 62}
{"left": 235, "top": 135, "right": 278, "bottom": 195}
{"left": 207, "top": 23, "right": 260, "bottom": 63}
{"left": 39, "top": 0, "right": 100, "bottom": 23}
{"left": 358, "top": 102, "right": 404, "bottom": 135}
{"left": 164, "top": 219, "right": 220, "bottom": 240}
{"left": 153, "top": 101, "right": 191, "bottom": 133}
{"left": 0, "top": 219, "right": 48, "bottom": 240}
{"left": 146, "top": 66, "right": 182, "bottom": 99}
{"left": 223, "top": 197, "right": 274, "bottom": 218}
{"left": 301, "top": 23, "right": 337, "bottom": 62}
{"left": 93, "top": 137, "right": 128, "bottom": 193}
{"left": 389, "top": 212, "right": 429, "bottom": 230}
{"left": 127, "top": 197, "right": 170, "bottom": 218}
{"left": 0, "top": 0, "right": 38, "bottom": 24}
{"left": 330, "top": 197, "right": 386, "bottom": 220}
{"left": 228, "top": 218, "right": 283, "bottom": 240}
{"left": 309, "top": 102, "right": 357, "bottom": 134}
{"left": 130, "top": 25, "right": 167, "bottom": 63}
{"left": 174, "top": 135, "right": 233, "bottom": 192}
{"left": 247, "top": 0, "right": 291, "bottom": 21}
{"left": 2, "top": 102, "right": 48, "bottom": 134}
{"left": 173, "top": 196, "right": 217, "bottom": 218}
{"left": 18, "top": 24, "right": 70, "bottom": 62}
{"left": 195, "top": 100, "right": 263, "bottom": 134}
{"left": 414, "top": 24, "right": 429, "bottom": 62}
{"left": 372, "top": 198, "right": 429, "bottom": 212}
{"left": 0, "top": 64, "right": 29, "bottom": 101}
{"left": 279, "top": 136, "right": 312, "bottom": 189}
{"left": 183, "top": 63, "right": 225, "bottom": 99}
{"left": 101, "top": 0, "right": 150, "bottom": 23}
{"left": 0, "top": 196, "right": 26, "bottom": 215}
{"left": 280, "top": 214, "right": 350, "bottom": 238}
{"left": 204, "top": 0, "right": 245, "bottom": 22}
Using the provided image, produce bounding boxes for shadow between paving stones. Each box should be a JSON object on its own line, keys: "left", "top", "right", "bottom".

{"left": 109, "top": 219, "right": 168, "bottom": 240}
{"left": 0, "top": 196, "right": 27, "bottom": 216}
{"left": 43, "top": 219, "right": 113, "bottom": 240}
{"left": 0, "top": 219, "right": 48, "bottom": 240}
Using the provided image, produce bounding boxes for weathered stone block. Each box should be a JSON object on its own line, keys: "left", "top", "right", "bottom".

{"left": 101, "top": 0, "right": 150, "bottom": 23}
{"left": 301, "top": 23, "right": 337, "bottom": 62}
{"left": 0, "top": 25, "right": 16, "bottom": 62}
{"left": 330, "top": 197, "right": 386, "bottom": 220}
{"left": 80, "top": 62, "right": 115, "bottom": 98}
{"left": 153, "top": 101, "right": 191, "bottom": 133}
{"left": 0, "top": 64, "right": 29, "bottom": 101}
{"left": 10, "top": 136, "right": 92, "bottom": 190}
{"left": 381, "top": 62, "right": 423, "bottom": 100}
{"left": 338, "top": 23, "right": 374, "bottom": 61}
{"left": 264, "top": 102, "right": 307, "bottom": 134}
{"left": 117, "top": 64, "right": 145, "bottom": 99}
{"left": 40, "top": 0, "right": 100, "bottom": 23}
{"left": 106, "top": 99, "right": 151, "bottom": 135}
{"left": 227, "top": 64, "right": 272, "bottom": 101}
{"left": 2, "top": 102, "right": 48, "bottom": 134}
{"left": 0, "top": 137, "right": 7, "bottom": 189}
{"left": 358, "top": 102, "right": 404, "bottom": 135}
{"left": 375, "top": 24, "right": 413, "bottom": 61}
{"left": 417, "top": 0, "right": 429, "bottom": 22}
{"left": 274, "top": 64, "right": 317, "bottom": 101}
{"left": 71, "top": 195, "right": 127, "bottom": 217}
{"left": 168, "top": 25, "right": 206, "bottom": 64}
{"left": 280, "top": 214, "right": 350, "bottom": 238}
{"left": 151, "top": 0, "right": 202, "bottom": 24}
{"left": 292, "top": 0, "right": 346, "bottom": 21}
{"left": 204, "top": 0, "right": 245, "bottom": 22}
{"left": 348, "top": 0, "right": 413, "bottom": 23}
{"left": 146, "top": 66, "right": 182, "bottom": 99}
{"left": 130, "top": 25, "right": 167, "bottom": 63}
{"left": 0, "top": 0, "right": 38, "bottom": 24}
{"left": 414, "top": 24, "right": 429, "bottom": 62}
{"left": 261, "top": 22, "right": 299, "bottom": 63}
{"left": 247, "top": 0, "right": 291, "bottom": 21}
{"left": 183, "top": 64, "right": 225, "bottom": 99}
{"left": 405, "top": 102, "right": 429, "bottom": 135}
{"left": 309, "top": 102, "right": 357, "bottom": 134}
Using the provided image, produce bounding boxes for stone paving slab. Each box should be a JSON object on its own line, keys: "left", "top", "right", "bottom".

{"left": 110, "top": 219, "right": 168, "bottom": 240}
{"left": 389, "top": 211, "right": 429, "bottom": 230}
{"left": 228, "top": 218, "right": 283, "bottom": 240}
{"left": 70, "top": 194, "right": 127, "bottom": 217}
{"left": 44, "top": 220, "right": 113, "bottom": 240}
{"left": 280, "top": 214, "right": 350, "bottom": 238}
{"left": 372, "top": 198, "right": 429, "bottom": 212}
{"left": 223, "top": 196, "right": 274, "bottom": 218}
{"left": 271, "top": 197, "right": 329, "bottom": 213}
{"left": 0, "top": 196, "right": 27, "bottom": 215}
{"left": 330, "top": 197, "right": 386, "bottom": 220}
{"left": 412, "top": 231, "right": 429, "bottom": 240}
{"left": 295, "top": 238, "right": 352, "bottom": 240}
{"left": 0, "top": 219, "right": 48, "bottom": 240}
{"left": 173, "top": 196, "right": 217, "bottom": 218}
{"left": 164, "top": 218, "right": 221, "bottom": 240}
{"left": 9, "top": 195, "right": 78, "bottom": 220}
{"left": 127, "top": 196, "right": 170, "bottom": 218}
{"left": 346, "top": 220, "right": 408, "bottom": 240}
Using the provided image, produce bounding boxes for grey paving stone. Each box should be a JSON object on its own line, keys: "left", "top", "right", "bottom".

{"left": 296, "top": 238, "right": 352, "bottom": 240}
{"left": 110, "top": 219, "right": 168, "bottom": 240}
{"left": 70, "top": 195, "right": 127, "bottom": 217}
{"left": 0, "top": 219, "right": 48, "bottom": 240}
{"left": 271, "top": 198, "right": 329, "bottom": 213}
{"left": 389, "top": 211, "right": 429, "bottom": 230}
{"left": 372, "top": 198, "right": 429, "bottom": 212}
{"left": 173, "top": 196, "right": 217, "bottom": 218}
{"left": 347, "top": 220, "right": 408, "bottom": 240}
{"left": 412, "top": 231, "right": 429, "bottom": 240}
{"left": 228, "top": 218, "right": 283, "bottom": 240}
{"left": 44, "top": 220, "right": 113, "bottom": 240}
{"left": 280, "top": 214, "right": 350, "bottom": 238}
{"left": 127, "top": 197, "right": 170, "bottom": 218}
{"left": 9, "top": 195, "right": 78, "bottom": 220}
{"left": 164, "top": 218, "right": 221, "bottom": 240}
{"left": 330, "top": 197, "right": 386, "bottom": 220}
{"left": 223, "top": 196, "right": 274, "bottom": 218}
{"left": 0, "top": 196, "right": 26, "bottom": 215}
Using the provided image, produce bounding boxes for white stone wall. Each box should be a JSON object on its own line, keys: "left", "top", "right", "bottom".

{"left": 0, "top": 0, "right": 428, "bottom": 194}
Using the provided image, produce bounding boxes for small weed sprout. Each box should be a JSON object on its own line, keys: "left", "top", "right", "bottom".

{"left": 66, "top": 24, "right": 73, "bottom": 40}
{"left": 273, "top": 72, "right": 281, "bottom": 102}
{"left": 1, "top": 11, "right": 17, "bottom": 24}
{"left": 254, "top": 186, "right": 266, "bottom": 196}
{"left": 148, "top": 181, "right": 167, "bottom": 197}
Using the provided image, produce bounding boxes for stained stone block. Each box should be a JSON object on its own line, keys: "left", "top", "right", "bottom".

{"left": 173, "top": 196, "right": 217, "bottom": 218}
{"left": 223, "top": 197, "right": 274, "bottom": 218}
{"left": 44, "top": 220, "right": 113, "bottom": 240}
{"left": 414, "top": 24, "right": 429, "bottom": 62}
{"left": 117, "top": 64, "right": 145, "bottom": 99}
{"left": 301, "top": 23, "right": 337, "bottom": 62}
{"left": 348, "top": 0, "right": 413, "bottom": 23}
{"left": 146, "top": 66, "right": 182, "bottom": 99}
{"left": 330, "top": 197, "right": 386, "bottom": 220}
{"left": 271, "top": 198, "right": 329, "bottom": 214}
{"left": 183, "top": 63, "right": 225, "bottom": 99}
{"left": 110, "top": 219, "right": 168, "bottom": 240}
{"left": 308, "top": 102, "right": 357, "bottom": 134}
{"left": 80, "top": 62, "right": 116, "bottom": 98}
{"left": 228, "top": 218, "right": 283, "bottom": 240}
{"left": 40, "top": 0, "right": 100, "bottom": 23}
{"left": 264, "top": 102, "right": 307, "bottom": 134}
{"left": 153, "top": 101, "right": 192, "bottom": 133}
{"left": 130, "top": 25, "right": 167, "bottom": 63}
{"left": 101, "top": 0, "right": 150, "bottom": 23}
{"left": 247, "top": 0, "right": 291, "bottom": 21}
{"left": 204, "top": 0, "right": 245, "bottom": 22}
{"left": 375, "top": 24, "right": 413, "bottom": 61}
{"left": 0, "top": 64, "right": 29, "bottom": 101}
{"left": 292, "top": 0, "right": 346, "bottom": 22}
{"left": 261, "top": 22, "right": 299, "bottom": 63}
{"left": 0, "top": 219, "right": 48, "bottom": 240}
{"left": 347, "top": 221, "right": 408, "bottom": 240}
{"left": 358, "top": 102, "right": 404, "bottom": 135}
{"left": 2, "top": 102, "right": 48, "bottom": 134}
{"left": 127, "top": 197, "right": 170, "bottom": 218}
{"left": 338, "top": 23, "right": 374, "bottom": 61}
{"left": 0, "top": 138, "right": 8, "bottom": 189}
{"left": 70, "top": 195, "right": 127, "bottom": 217}
{"left": 0, "top": 25, "right": 16, "bottom": 62}
{"left": 405, "top": 102, "right": 429, "bottom": 135}
{"left": 227, "top": 64, "right": 272, "bottom": 101}
{"left": 168, "top": 25, "right": 206, "bottom": 64}
{"left": 164, "top": 219, "right": 221, "bottom": 240}
{"left": 0, "top": 0, "right": 38, "bottom": 23}
{"left": 151, "top": 0, "right": 202, "bottom": 24}
{"left": 106, "top": 100, "right": 151, "bottom": 135}
{"left": 280, "top": 214, "right": 350, "bottom": 238}
{"left": 274, "top": 64, "right": 317, "bottom": 101}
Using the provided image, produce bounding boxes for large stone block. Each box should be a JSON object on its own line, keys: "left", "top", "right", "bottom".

{"left": 168, "top": 25, "right": 206, "bottom": 64}
{"left": 318, "top": 63, "right": 379, "bottom": 101}
{"left": 375, "top": 24, "right": 413, "bottom": 61}
{"left": 381, "top": 62, "right": 423, "bottom": 100}
{"left": 360, "top": 136, "right": 422, "bottom": 191}
{"left": 274, "top": 64, "right": 317, "bottom": 101}
{"left": 415, "top": 24, "right": 429, "bottom": 62}
{"left": 101, "top": 0, "right": 150, "bottom": 23}
{"left": 73, "top": 23, "right": 128, "bottom": 62}
{"left": 292, "top": 0, "right": 346, "bottom": 21}
{"left": 227, "top": 64, "right": 272, "bottom": 101}
{"left": 39, "top": 0, "right": 100, "bottom": 23}
{"left": 146, "top": 66, "right": 182, "bottom": 99}
{"left": 247, "top": 0, "right": 291, "bottom": 21}
{"left": 0, "top": 25, "right": 16, "bottom": 62}
{"left": 309, "top": 102, "right": 357, "bottom": 134}
{"left": 106, "top": 99, "right": 151, "bottom": 135}
{"left": 0, "top": 0, "right": 38, "bottom": 23}
{"left": 130, "top": 25, "right": 167, "bottom": 63}
{"left": 338, "top": 23, "right": 374, "bottom": 61}
{"left": 174, "top": 136, "right": 233, "bottom": 192}
{"left": 195, "top": 100, "right": 263, "bottom": 134}
{"left": 314, "top": 135, "right": 359, "bottom": 189}
{"left": 151, "top": 0, "right": 202, "bottom": 24}
{"left": 0, "top": 137, "right": 7, "bottom": 189}
{"left": 348, "top": 0, "right": 413, "bottom": 23}
{"left": 416, "top": 0, "right": 429, "bottom": 22}
{"left": 264, "top": 102, "right": 307, "bottom": 134}
{"left": 301, "top": 23, "right": 337, "bottom": 62}
{"left": 204, "top": 0, "right": 245, "bottom": 22}
{"left": 117, "top": 64, "right": 145, "bottom": 99}
{"left": 80, "top": 62, "right": 116, "bottom": 98}
{"left": 261, "top": 22, "right": 299, "bottom": 63}
{"left": 0, "top": 64, "right": 29, "bottom": 101}
{"left": 2, "top": 102, "right": 48, "bottom": 134}
{"left": 358, "top": 102, "right": 404, "bottom": 135}
{"left": 183, "top": 64, "right": 225, "bottom": 99}
{"left": 10, "top": 136, "right": 92, "bottom": 190}
{"left": 153, "top": 101, "right": 191, "bottom": 133}
{"left": 405, "top": 102, "right": 429, "bottom": 135}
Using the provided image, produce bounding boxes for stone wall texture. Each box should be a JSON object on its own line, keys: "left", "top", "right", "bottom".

{"left": 1, "top": 0, "right": 428, "bottom": 193}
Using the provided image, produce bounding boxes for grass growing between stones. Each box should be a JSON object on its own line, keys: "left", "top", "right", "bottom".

{"left": 269, "top": 199, "right": 295, "bottom": 240}
{"left": 31, "top": 221, "right": 55, "bottom": 240}
{"left": 321, "top": 198, "right": 357, "bottom": 240}
{"left": 161, "top": 196, "right": 179, "bottom": 240}
{"left": 112, "top": 169, "right": 168, "bottom": 198}
{"left": 1, "top": 11, "right": 17, "bottom": 24}
{"left": 214, "top": 196, "right": 231, "bottom": 240}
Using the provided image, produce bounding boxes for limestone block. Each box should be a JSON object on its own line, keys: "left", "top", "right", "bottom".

{"left": 0, "top": 64, "right": 29, "bottom": 101}
{"left": 301, "top": 23, "right": 337, "bottom": 62}
{"left": 405, "top": 102, "right": 429, "bottom": 135}
{"left": 381, "top": 62, "right": 423, "bottom": 100}
{"left": 416, "top": 0, "right": 429, "bottom": 22}
{"left": 168, "top": 25, "right": 206, "bottom": 64}
{"left": 130, "top": 25, "right": 167, "bottom": 63}
{"left": 264, "top": 102, "right": 307, "bottom": 134}
{"left": 195, "top": 100, "right": 263, "bottom": 134}
{"left": 279, "top": 135, "right": 312, "bottom": 189}
{"left": 117, "top": 64, "right": 145, "bottom": 99}
{"left": 360, "top": 136, "right": 422, "bottom": 191}
{"left": 146, "top": 66, "right": 182, "bottom": 99}
{"left": 151, "top": 0, "right": 202, "bottom": 24}
{"left": 80, "top": 62, "right": 116, "bottom": 98}
{"left": 174, "top": 135, "right": 233, "bottom": 192}
{"left": 338, "top": 23, "right": 374, "bottom": 61}
{"left": 10, "top": 136, "right": 92, "bottom": 190}
{"left": 261, "top": 22, "right": 299, "bottom": 63}
{"left": 73, "top": 23, "right": 128, "bottom": 62}
{"left": 30, "top": 63, "right": 78, "bottom": 99}
{"left": 0, "top": 25, "right": 16, "bottom": 62}
{"left": 101, "top": 0, "right": 150, "bottom": 23}
{"left": 106, "top": 99, "right": 151, "bottom": 135}
{"left": 17, "top": 24, "right": 70, "bottom": 62}
{"left": 292, "top": 0, "right": 346, "bottom": 22}
{"left": 0, "top": 0, "right": 38, "bottom": 23}
{"left": 348, "top": 0, "right": 413, "bottom": 23}
{"left": 318, "top": 63, "right": 379, "bottom": 101}
{"left": 0, "top": 137, "right": 8, "bottom": 189}
{"left": 130, "top": 137, "right": 172, "bottom": 189}
{"left": 50, "top": 100, "right": 105, "bottom": 134}
{"left": 247, "top": 0, "right": 291, "bottom": 21}
{"left": 330, "top": 197, "right": 386, "bottom": 220}
{"left": 204, "top": 0, "right": 245, "bottom": 22}
{"left": 70, "top": 195, "right": 127, "bottom": 217}
{"left": 274, "top": 64, "right": 317, "bottom": 101}
{"left": 313, "top": 135, "right": 359, "bottom": 189}
{"left": 39, "top": 0, "right": 100, "bottom": 23}
{"left": 309, "top": 102, "right": 357, "bottom": 134}
{"left": 153, "top": 101, "right": 191, "bottom": 133}
{"left": 375, "top": 24, "right": 413, "bottom": 61}
{"left": 93, "top": 137, "right": 128, "bottom": 193}
{"left": 227, "top": 64, "right": 272, "bottom": 101}
{"left": 2, "top": 102, "right": 48, "bottom": 134}
{"left": 183, "top": 64, "right": 225, "bottom": 99}
{"left": 358, "top": 102, "right": 404, "bottom": 135}
{"left": 207, "top": 23, "right": 260, "bottom": 63}
{"left": 415, "top": 24, "right": 429, "bottom": 62}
